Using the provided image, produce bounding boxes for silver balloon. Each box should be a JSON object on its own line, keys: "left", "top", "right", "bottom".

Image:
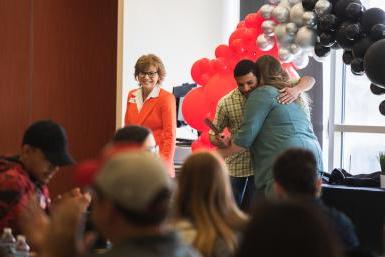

{"left": 260, "top": 4, "right": 275, "bottom": 19}
{"left": 289, "top": 43, "right": 303, "bottom": 56}
{"left": 289, "top": 3, "right": 305, "bottom": 27}
{"left": 262, "top": 20, "right": 276, "bottom": 36}
{"left": 256, "top": 34, "right": 275, "bottom": 51}
{"left": 274, "top": 24, "right": 294, "bottom": 45}
{"left": 272, "top": 5, "right": 290, "bottom": 23}
{"left": 278, "top": 0, "right": 291, "bottom": 9}
{"left": 279, "top": 48, "right": 294, "bottom": 63}
{"left": 288, "top": 0, "right": 301, "bottom": 6}
{"left": 315, "top": 0, "right": 332, "bottom": 16}
{"left": 268, "top": 0, "right": 281, "bottom": 5}
{"left": 286, "top": 23, "right": 298, "bottom": 35}
{"left": 293, "top": 54, "right": 309, "bottom": 69}
{"left": 303, "top": 11, "right": 317, "bottom": 28}
{"left": 295, "top": 26, "right": 317, "bottom": 49}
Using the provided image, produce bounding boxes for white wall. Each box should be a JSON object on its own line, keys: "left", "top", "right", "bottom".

{"left": 121, "top": 0, "right": 239, "bottom": 124}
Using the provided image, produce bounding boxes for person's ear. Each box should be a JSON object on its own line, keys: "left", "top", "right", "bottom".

{"left": 20, "top": 144, "right": 34, "bottom": 156}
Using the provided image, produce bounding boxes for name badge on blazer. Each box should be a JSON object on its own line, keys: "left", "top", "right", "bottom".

{"left": 128, "top": 97, "right": 136, "bottom": 104}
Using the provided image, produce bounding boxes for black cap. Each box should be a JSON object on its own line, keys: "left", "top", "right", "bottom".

{"left": 22, "top": 120, "right": 75, "bottom": 166}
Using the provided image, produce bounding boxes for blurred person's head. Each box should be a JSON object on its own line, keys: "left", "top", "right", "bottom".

{"left": 234, "top": 60, "right": 260, "bottom": 97}
{"left": 174, "top": 151, "right": 248, "bottom": 257}
{"left": 236, "top": 200, "right": 343, "bottom": 257}
{"left": 112, "top": 125, "right": 158, "bottom": 154}
{"left": 273, "top": 148, "right": 321, "bottom": 199}
{"left": 91, "top": 151, "right": 173, "bottom": 244}
{"left": 20, "top": 120, "right": 74, "bottom": 184}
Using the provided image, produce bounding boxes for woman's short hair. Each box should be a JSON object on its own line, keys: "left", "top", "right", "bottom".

{"left": 134, "top": 54, "right": 166, "bottom": 84}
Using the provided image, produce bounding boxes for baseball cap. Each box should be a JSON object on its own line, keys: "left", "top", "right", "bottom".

{"left": 93, "top": 151, "right": 173, "bottom": 212}
{"left": 22, "top": 120, "right": 75, "bottom": 166}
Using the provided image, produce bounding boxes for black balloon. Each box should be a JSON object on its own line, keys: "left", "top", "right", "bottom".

{"left": 344, "top": 23, "right": 361, "bottom": 40}
{"left": 370, "top": 24, "right": 385, "bottom": 41}
{"left": 352, "top": 37, "right": 373, "bottom": 58}
{"left": 318, "top": 14, "right": 338, "bottom": 32}
{"left": 314, "top": 43, "right": 331, "bottom": 57}
{"left": 335, "top": 23, "right": 356, "bottom": 49}
{"left": 379, "top": 100, "right": 385, "bottom": 116}
{"left": 351, "top": 58, "right": 364, "bottom": 75}
{"left": 370, "top": 83, "right": 385, "bottom": 95}
{"left": 319, "top": 32, "right": 336, "bottom": 47}
{"left": 364, "top": 39, "right": 385, "bottom": 86}
{"left": 342, "top": 50, "right": 354, "bottom": 65}
{"left": 334, "top": 0, "right": 361, "bottom": 18}
{"left": 302, "top": 0, "right": 318, "bottom": 11}
{"left": 361, "top": 8, "right": 385, "bottom": 33}
{"left": 345, "top": 2, "right": 365, "bottom": 21}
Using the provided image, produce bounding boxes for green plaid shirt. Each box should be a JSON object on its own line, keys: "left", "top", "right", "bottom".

{"left": 210, "top": 88, "right": 253, "bottom": 177}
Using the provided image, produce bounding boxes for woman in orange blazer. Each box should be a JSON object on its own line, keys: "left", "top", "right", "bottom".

{"left": 124, "top": 54, "right": 176, "bottom": 176}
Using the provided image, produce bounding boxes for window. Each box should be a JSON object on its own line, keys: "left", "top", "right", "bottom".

{"left": 327, "top": 0, "right": 385, "bottom": 174}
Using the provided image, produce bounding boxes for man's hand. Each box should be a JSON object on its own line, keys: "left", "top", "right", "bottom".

{"left": 215, "top": 133, "right": 231, "bottom": 148}
{"left": 278, "top": 87, "right": 301, "bottom": 104}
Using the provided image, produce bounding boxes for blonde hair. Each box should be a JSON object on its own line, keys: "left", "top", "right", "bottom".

{"left": 174, "top": 151, "right": 248, "bottom": 257}
{"left": 256, "top": 55, "right": 311, "bottom": 113}
{"left": 134, "top": 54, "right": 166, "bottom": 84}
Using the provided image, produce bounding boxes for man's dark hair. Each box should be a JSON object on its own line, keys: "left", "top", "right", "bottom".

{"left": 234, "top": 59, "right": 260, "bottom": 79}
{"left": 273, "top": 148, "right": 318, "bottom": 196}
{"left": 112, "top": 125, "right": 150, "bottom": 144}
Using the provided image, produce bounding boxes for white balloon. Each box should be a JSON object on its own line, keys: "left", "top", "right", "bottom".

{"left": 303, "top": 11, "right": 317, "bottom": 28}
{"left": 286, "top": 22, "right": 298, "bottom": 35}
{"left": 262, "top": 20, "right": 276, "bottom": 37}
{"left": 290, "top": 3, "right": 305, "bottom": 27}
{"left": 260, "top": 4, "right": 275, "bottom": 19}
{"left": 315, "top": 0, "right": 332, "bottom": 16}
{"left": 256, "top": 34, "right": 275, "bottom": 51}
{"left": 272, "top": 5, "right": 290, "bottom": 23}
{"left": 279, "top": 48, "right": 294, "bottom": 63}
{"left": 293, "top": 54, "right": 309, "bottom": 69}
{"left": 295, "top": 26, "right": 317, "bottom": 49}
{"left": 268, "top": 0, "right": 281, "bottom": 5}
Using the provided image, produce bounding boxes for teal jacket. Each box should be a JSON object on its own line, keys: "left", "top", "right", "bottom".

{"left": 234, "top": 85, "right": 324, "bottom": 194}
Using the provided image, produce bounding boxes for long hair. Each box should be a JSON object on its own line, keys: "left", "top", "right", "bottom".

{"left": 256, "top": 55, "right": 311, "bottom": 112}
{"left": 174, "top": 151, "right": 248, "bottom": 257}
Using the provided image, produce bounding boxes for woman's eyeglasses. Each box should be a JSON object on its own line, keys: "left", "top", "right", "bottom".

{"left": 139, "top": 71, "right": 158, "bottom": 78}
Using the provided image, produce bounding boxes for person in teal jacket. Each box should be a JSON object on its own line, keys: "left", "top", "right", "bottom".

{"left": 218, "top": 55, "right": 323, "bottom": 196}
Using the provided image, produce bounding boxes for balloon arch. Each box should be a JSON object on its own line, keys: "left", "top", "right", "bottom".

{"left": 182, "top": 0, "right": 385, "bottom": 151}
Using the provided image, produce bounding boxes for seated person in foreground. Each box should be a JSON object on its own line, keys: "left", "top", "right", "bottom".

{"left": 172, "top": 151, "right": 248, "bottom": 257}
{"left": 0, "top": 120, "right": 75, "bottom": 233}
{"left": 273, "top": 148, "right": 359, "bottom": 250}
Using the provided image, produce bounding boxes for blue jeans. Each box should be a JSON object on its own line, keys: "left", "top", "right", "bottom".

{"left": 230, "top": 175, "right": 256, "bottom": 212}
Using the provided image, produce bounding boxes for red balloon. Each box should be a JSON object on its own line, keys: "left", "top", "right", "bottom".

{"left": 191, "top": 140, "right": 209, "bottom": 152}
{"left": 229, "top": 28, "right": 249, "bottom": 44}
{"left": 245, "top": 13, "right": 260, "bottom": 28}
{"left": 215, "top": 44, "right": 233, "bottom": 59}
{"left": 210, "top": 58, "right": 229, "bottom": 74}
{"left": 237, "top": 20, "right": 246, "bottom": 28}
{"left": 199, "top": 130, "right": 211, "bottom": 145}
{"left": 191, "top": 58, "right": 213, "bottom": 86}
{"left": 182, "top": 87, "right": 211, "bottom": 131}
{"left": 204, "top": 74, "right": 237, "bottom": 107}
{"left": 230, "top": 39, "right": 247, "bottom": 55}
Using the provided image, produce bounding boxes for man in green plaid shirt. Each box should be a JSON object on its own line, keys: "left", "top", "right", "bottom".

{"left": 210, "top": 60, "right": 314, "bottom": 209}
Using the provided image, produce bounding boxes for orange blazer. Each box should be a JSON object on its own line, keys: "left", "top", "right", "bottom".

{"left": 124, "top": 88, "right": 176, "bottom": 176}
